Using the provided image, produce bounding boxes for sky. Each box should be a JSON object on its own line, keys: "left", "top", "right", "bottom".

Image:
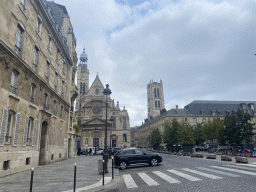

{"left": 53, "top": 0, "right": 256, "bottom": 127}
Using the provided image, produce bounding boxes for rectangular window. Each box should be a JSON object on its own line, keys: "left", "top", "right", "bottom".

{"left": 61, "top": 80, "right": 65, "bottom": 97}
{"left": 54, "top": 72, "right": 58, "bottom": 90}
{"left": 53, "top": 100, "right": 57, "bottom": 115}
{"left": 10, "top": 70, "right": 19, "bottom": 94}
{"left": 5, "top": 113, "right": 14, "bottom": 143}
{"left": 14, "top": 24, "right": 24, "bottom": 56}
{"left": 44, "top": 94, "right": 49, "bottom": 109}
{"left": 158, "top": 100, "right": 160, "bottom": 108}
{"left": 26, "top": 118, "right": 33, "bottom": 145}
{"left": 48, "top": 35, "right": 52, "bottom": 52}
{"left": 32, "top": 46, "right": 39, "bottom": 72}
{"left": 56, "top": 49, "right": 60, "bottom": 63}
{"left": 155, "top": 100, "right": 157, "bottom": 108}
{"left": 123, "top": 134, "right": 127, "bottom": 142}
{"left": 154, "top": 88, "right": 156, "bottom": 98}
{"left": 45, "top": 60, "right": 50, "bottom": 82}
{"left": 30, "top": 84, "right": 36, "bottom": 102}
{"left": 63, "top": 60, "right": 66, "bottom": 72}
{"left": 20, "top": 0, "right": 27, "bottom": 12}
{"left": 36, "top": 15, "right": 43, "bottom": 36}
{"left": 157, "top": 88, "right": 160, "bottom": 98}
{"left": 61, "top": 106, "right": 63, "bottom": 118}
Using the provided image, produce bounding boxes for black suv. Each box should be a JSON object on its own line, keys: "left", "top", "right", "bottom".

{"left": 111, "top": 147, "right": 121, "bottom": 155}
{"left": 114, "top": 148, "right": 162, "bottom": 170}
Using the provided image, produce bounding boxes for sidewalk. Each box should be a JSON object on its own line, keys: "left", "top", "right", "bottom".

{"left": 0, "top": 155, "right": 120, "bottom": 192}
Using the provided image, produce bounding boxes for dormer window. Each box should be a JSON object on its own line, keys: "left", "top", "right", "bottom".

{"left": 20, "top": 0, "right": 28, "bottom": 13}
{"left": 250, "top": 103, "right": 254, "bottom": 110}
{"left": 225, "top": 110, "right": 230, "bottom": 115}
{"left": 241, "top": 103, "right": 246, "bottom": 110}
{"left": 217, "top": 110, "right": 221, "bottom": 115}
{"left": 201, "top": 109, "right": 204, "bottom": 115}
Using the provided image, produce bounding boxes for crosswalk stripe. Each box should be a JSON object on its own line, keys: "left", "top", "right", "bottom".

{"left": 167, "top": 170, "right": 201, "bottom": 181}
{"left": 138, "top": 172, "right": 159, "bottom": 186}
{"left": 197, "top": 167, "right": 240, "bottom": 177}
{"left": 123, "top": 174, "right": 138, "bottom": 188}
{"left": 224, "top": 164, "right": 256, "bottom": 171}
{"left": 182, "top": 168, "right": 222, "bottom": 179}
{"left": 153, "top": 171, "right": 181, "bottom": 184}
{"left": 211, "top": 166, "right": 256, "bottom": 176}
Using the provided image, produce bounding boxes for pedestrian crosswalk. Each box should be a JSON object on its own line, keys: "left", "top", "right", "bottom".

{"left": 122, "top": 165, "right": 256, "bottom": 189}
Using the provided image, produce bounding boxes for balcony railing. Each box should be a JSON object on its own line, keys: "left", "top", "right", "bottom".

{"left": 70, "top": 106, "right": 74, "bottom": 112}
{"left": 10, "top": 86, "right": 17, "bottom": 94}
{"left": 14, "top": 45, "right": 22, "bottom": 56}
{"left": 44, "top": 104, "right": 49, "bottom": 110}
{"left": 20, "top": 2, "right": 26, "bottom": 12}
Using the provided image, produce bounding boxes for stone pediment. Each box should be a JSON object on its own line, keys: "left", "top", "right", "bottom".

{"left": 83, "top": 118, "right": 106, "bottom": 125}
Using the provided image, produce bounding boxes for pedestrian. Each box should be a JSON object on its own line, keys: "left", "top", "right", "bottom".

{"left": 89, "top": 148, "right": 92, "bottom": 155}
{"left": 78, "top": 147, "right": 81, "bottom": 156}
{"left": 85, "top": 148, "right": 88, "bottom": 156}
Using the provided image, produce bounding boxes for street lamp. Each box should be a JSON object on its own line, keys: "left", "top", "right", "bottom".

{"left": 94, "top": 128, "right": 98, "bottom": 154}
{"left": 109, "top": 116, "right": 114, "bottom": 158}
{"left": 103, "top": 84, "right": 112, "bottom": 173}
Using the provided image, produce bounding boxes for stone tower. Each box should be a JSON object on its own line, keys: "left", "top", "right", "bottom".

{"left": 147, "top": 79, "right": 165, "bottom": 119}
{"left": 76, "top": 48, "right": 89, "bottom": 110}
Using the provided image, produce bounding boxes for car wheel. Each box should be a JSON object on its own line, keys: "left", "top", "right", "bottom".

{"left": 150, "top": 158, "right": 158, "bottom": 166}
{"left": 119, "top": 161, "right": 127, "bottom": 170}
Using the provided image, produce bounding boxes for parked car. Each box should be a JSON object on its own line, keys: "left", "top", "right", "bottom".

{"left": 114, "top": 148, "right": 162, "bottom": 170}
{"left": 111, "top": 147, "right": 121, "bottom": 155}
{"left": 95, "top": 148, "right": 104, "bottom": 155}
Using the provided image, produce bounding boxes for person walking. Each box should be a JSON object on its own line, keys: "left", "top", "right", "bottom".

{"left": 89, "top": 148, "right": 92, "bottom": 156}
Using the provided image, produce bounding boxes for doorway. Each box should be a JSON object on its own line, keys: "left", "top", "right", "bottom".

{"left": 93, "top": 138, "right": 99, "bottom": 149}
{"left": 112, "top": 139, "right": 116, "bottom": 147}
{"left": 68, "top": 138, "right": 71, "bottom": 158}
{"left": 39, "top": 121, "right": 48, "bottom": 165}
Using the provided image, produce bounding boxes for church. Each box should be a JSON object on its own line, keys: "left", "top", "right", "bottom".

{"left": 74, "top": 49, "right": 130, "bottom": 150}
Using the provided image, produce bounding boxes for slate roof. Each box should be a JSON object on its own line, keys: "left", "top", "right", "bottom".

{"left": 185, "top": 100, "right": 256, "bottom": 116}
{"left": 139, "top": 100, "right": 256, "bottom": 128}
{"left": 47, "top": 1, "right": 67, "bottom": 26}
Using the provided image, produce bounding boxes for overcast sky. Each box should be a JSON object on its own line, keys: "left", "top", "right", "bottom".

{"left": 54, "top": 0, "right": 256, "bottom": 127}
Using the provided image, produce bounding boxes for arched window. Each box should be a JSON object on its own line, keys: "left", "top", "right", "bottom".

{"left": 123, "top": 134, "right": 127, "bottom": 142}
{"left": 26, "top": 117, "right": 34, "bottom": 145}
{"left": 30, "top": 83, "right": 36, "bottom": 102}
{"left": 10, "top": 69, "right": 20, "bottom": 94}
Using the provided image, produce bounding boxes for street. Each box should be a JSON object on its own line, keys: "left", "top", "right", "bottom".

{"left": 106, "top": 153, "right": 256, "bottom": 192}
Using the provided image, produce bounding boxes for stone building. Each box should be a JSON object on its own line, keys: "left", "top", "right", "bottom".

{"left": 0, "top": 0, "right": 78, "bottom": 177}
{"left": 75, "top": 51, "right": 131, "bottom": 150}
{"left": 147, "top": 80, "right": 165, "bottom": 120}
{"left": 135, "top": 81, "right": 256, "bottom": 148}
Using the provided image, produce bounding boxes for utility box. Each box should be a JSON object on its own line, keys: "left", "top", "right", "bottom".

{"left": 98, "top": 160, "right": 103, "bottom": 175}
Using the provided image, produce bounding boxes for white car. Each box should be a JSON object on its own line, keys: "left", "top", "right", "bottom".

{"left": 95, "top": 148, "right": 104, "bottom": 155}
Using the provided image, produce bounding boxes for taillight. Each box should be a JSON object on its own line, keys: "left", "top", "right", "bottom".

{"left": 114, "top": 156, "right": 118, "bottom": 159}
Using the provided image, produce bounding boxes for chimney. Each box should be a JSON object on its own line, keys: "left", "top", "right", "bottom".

{"left": 176, "top": 105, "right": 178, "bottom": 113}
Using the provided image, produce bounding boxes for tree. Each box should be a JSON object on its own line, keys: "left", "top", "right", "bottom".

{"left": 224, "top": 109, "right": 255, "bottom": 144}
{"left": 202, "top": 118, "right": 224, "bottom": 143}
{"left": 163, "top": 121, "right": 172, "bottom": 145}
{"left": 192, "top": 123, "right": 205, "bottom": 145}
{"left": 150, "top": 128, "right": 162, "bottom": 148}
{"left": 73, "top": 124, "right": 80, "bottom": 133}
{"left": 177, "top": 123, "right": 195, "bottom": 146}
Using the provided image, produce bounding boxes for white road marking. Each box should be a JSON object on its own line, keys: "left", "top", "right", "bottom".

{"left": 153, "top": 171, "right": 180, "bottom": 184}
{"left": 123, "top": 174, "right": 138, "bottom": 189}
{"left": 138, "top": 172, "right": 159, "bottom": 186}
{"left": 63, "top": 177, "right": 112, "bottom": 192}
{"left": 197, "top": 167, "right": 240, "bottom": 177}
{"left": 183, "top": 168, "right": 222, "bottom": 179}
{"left": 167, "top": 170, "right": 201, "bottom": 181}
{"left": 211, "top": 166, "right": 256, "bottom": 176}
{"left": 224, "top": 164, "right": 256, "bottom": 171}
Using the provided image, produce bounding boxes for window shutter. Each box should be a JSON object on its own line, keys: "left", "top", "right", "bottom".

{"left": 0, "top": 108, "right": 9, "bottom": 146}
{"left": 22, "top": 115, "right": 29, "bottom": 146}
{"left": 13, "top": 113, "right": 21, "bottom": 146}
{"left": 51, "top": 125, "right": 55, "bottom": 145}
{"left": 31, "top": 119, "right": 37, "bottom": 146}
{"left": 59, "top": 128, "right": 62, "bottom": 146}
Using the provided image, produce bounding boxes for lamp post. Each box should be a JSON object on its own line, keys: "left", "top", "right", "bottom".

{"left": 94, "top": 128, "right": 98, "bottom": 154}
{"left": 103, "top": 84, "right": 112, "bottom": 173}
{"left": 109, "top": 116, "right": 114, "bottom": 158}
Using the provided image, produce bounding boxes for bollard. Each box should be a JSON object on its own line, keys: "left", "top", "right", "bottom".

{"left": 74, "top": 163, "right": 77, "bottom": 192}
{"left": 112, "top": 156, "right": 114, "bottom": 179}
{"left": 103, "top": 160, "right": 105, "bottom": 186}
{"left": 30, "top": 168, "right": 34, "bottom": 192}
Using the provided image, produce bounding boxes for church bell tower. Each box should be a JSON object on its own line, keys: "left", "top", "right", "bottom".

{"left": 76, "top": 48, "right": 89, "bottom": 110}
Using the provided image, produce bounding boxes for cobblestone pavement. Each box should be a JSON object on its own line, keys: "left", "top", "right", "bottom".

{"left": 104, "top": 153, "right": 256, "bottom": 192}
{"left": 0, "top": 155, "right": 120, "bottom": 192}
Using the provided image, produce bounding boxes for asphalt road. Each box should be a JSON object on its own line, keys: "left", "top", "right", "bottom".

{"left": 105, "top": 153, "right": 256, "bottom": 192}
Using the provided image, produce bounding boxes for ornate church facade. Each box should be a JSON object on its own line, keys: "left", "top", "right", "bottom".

{"left": 74, "top": 50, "right": 130, "bottom": 150}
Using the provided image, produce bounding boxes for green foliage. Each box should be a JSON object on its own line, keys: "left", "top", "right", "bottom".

{"left": 201, "top": 118, "right": 224, "bottom": 143}
{"left": 73, "top": 124, "right": 80, "bottom": 133}
{"left": 177, "top": 123, "right": 195, "bottom": 146}
{"left": 224, "top": 109, "right": 255, "bottom": 144}
{"left": 150, "top": 128, "right": 162, "bottom": 147}
{"left": 163, "top": 119, "right": 180, "bottom": 145}
{"left": 192, "top": 123, "right": 205, "bottom": 145}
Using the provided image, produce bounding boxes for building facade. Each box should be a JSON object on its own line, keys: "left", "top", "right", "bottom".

{"left": 135, "top": 82, "right": 256, "bottom": 148}
{"left": 147, "top": 80, "right": 165, "bottom": 120}
{"left": 0, "top": 0, "right": 78, "bottom": 177}
{"left": 75, "top": 51, "right": 131, "bottom": 149}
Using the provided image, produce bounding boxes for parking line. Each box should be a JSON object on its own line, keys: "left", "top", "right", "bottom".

{"left": 197, "top": 167, "right": 240, "bottom": 177}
